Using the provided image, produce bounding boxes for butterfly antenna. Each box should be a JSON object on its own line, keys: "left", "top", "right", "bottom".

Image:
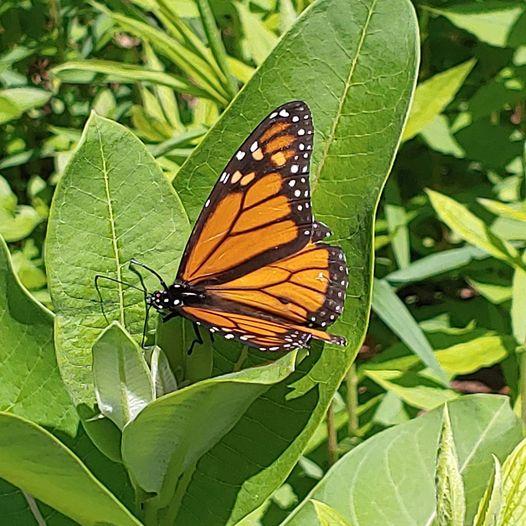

{"left": 130, "top": 258, "right": 169, "bottom": 290}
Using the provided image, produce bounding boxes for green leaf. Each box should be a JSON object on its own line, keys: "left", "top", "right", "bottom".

{"left": 0, "top": 176, "right": 42, "bottom": 242}
{"left": 436, "top": 405, "right": 466, "bottom": 526}
{"left": 386, "top": 246, "right": 488, "bottom": 285}
{"left": 499, "top": 436, "right": 526, "bottom": 524}
{"left": 402, "top": 60, "right": 475, "bottom": 141}
{"left": 512, "top": 263, "right": 526, "bottom": 343}
{"left": 473, "top": 456, "right": 502, "bottom": 526}
{"left": 0, "top": 413, "right": 141, "bottom": 526}
{"left": 171, "top": 0, "right": 419, "bottom": 522}
{"left": 430, "top": 4, "right": 525, "bottom": 48}
{"left": 364, "top": 369, "right": 457, "bottom": 410}
{"left": 478, "top": 198, "right": 526, "bottom": 223}
{"left": 235, "top": 2, "right": 278, "bottom": 66}
{"left": 121, "top": 352, "right": 296, "bottom": 518}
{"left": 0, "top": 235, "right": 78, "bottom": 435}
{"left": 283, "top": 395, "right": 521, "bottom": 526}
{"left": 372, "top": 279, "right": 447, "bottom": 383}
{"left": 0, "top": 87, "right": 51, "bottom": 124}
{"left": 311, "top": 500, "right": 354, "bottom": 526}
{"left": 385, "top": 180, "right": 410, "bottom": 269}
{"left": 93, "top": 322, "right": 154, "bottom": 430}
{"left": 53, "top": 60, "right": 207, "bottom": 98}
{"left": 45, "top": 113, "right": 190, "bottom": 407}
{"left": 427, "top": 190, "right": 521, "bottom": 269}
{"left": 420, "top": 115, "right": 465, "bottom": 158}
{"left": 149, "top": 345, "right": 178, "bottom": 397}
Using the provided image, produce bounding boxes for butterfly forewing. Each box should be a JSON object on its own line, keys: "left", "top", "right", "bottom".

{"left": 177, "top": 100, "right": 315, "bottom": 286}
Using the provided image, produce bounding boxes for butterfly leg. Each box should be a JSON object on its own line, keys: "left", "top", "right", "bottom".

{"left": 187, "top": 322, "right": 204, "bottom": 356}
{"left": 94, "top": 274, "right": 144, "bottom": 324}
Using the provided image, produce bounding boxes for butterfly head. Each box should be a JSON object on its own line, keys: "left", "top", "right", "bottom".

{"left": 146, "top": 282, "right": 205, "bottom": 314}
{"left": 146, "top": 288, "right": 181, "bottom": 313}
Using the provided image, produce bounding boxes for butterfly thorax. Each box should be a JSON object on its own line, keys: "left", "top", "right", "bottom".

{"left": 146, "top": 281, "right": 204, "bottom": 315}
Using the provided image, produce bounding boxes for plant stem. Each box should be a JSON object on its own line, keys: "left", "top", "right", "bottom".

{"left": 233, "top": 347, "right": 248, "bottom": 372}
{"left": 346, "top": 363, "right": 359, "bottom": 436}
{"left": 521, "top": 348, "right": 526, "bottom": 433}
{"left": 196, "top": 0, "right": 238, "bottom": 99}
{"left": 22, "top": 491, "right": 46, "bottom": 526}
{"left": 326, "top": 400, "right": 338, "bottom": 466}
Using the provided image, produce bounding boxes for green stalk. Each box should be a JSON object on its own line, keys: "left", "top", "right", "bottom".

{"left": 346, "top": 363, "right": 359, "bottom": 436}
{"left": 520, "top": 347, "right": 526, "bottom": 434}
{"left": 326, "top": 401, "right": 338, "bottom": 466}
{"left": 196, "top": 0, "right": 238, "bottom": 99}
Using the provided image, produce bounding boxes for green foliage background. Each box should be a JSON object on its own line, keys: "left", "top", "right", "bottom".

{"left": 2, "top": 0, "right": 526, "bottom": 525}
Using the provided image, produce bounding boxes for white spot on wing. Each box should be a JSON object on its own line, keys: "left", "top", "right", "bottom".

{"left": 236, "top": 151, "right": 245, "bottom": 160}
{"left": 298, "top": 129, "right": 305, "bottom": 136}
{"left": 291, "top": 165, "right": 299, "bottom": 173}
{"left": 288, "top": 179, "right": 296, "bottom": 187}
{"left": 250, "top": 141, "right": 258, "bottom": 152}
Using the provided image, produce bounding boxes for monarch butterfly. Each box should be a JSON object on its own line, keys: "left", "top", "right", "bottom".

{"left": 141, "top": 101, "right": 348, "bottom": 352}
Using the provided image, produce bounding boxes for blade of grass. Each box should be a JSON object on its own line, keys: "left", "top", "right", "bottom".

{"left": 372, "top": 278, "right": 447, "bottom": 384}
{"left": 196, "top": 0, "right": 237, "bottom": 98}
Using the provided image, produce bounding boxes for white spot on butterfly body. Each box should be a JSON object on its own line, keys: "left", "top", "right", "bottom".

{"left": 236, "top": 151, "right": 245, "bottom": 160}
{"left": 279, "top": 109, "right": 290, "bottom": 117}
{"left": 173, "top": 299, "right": 181, "bottom": 306}
{"left": 291, "top": 165, "right": 299, "bottom": 173}
{"left": 298, "top": 129, "right": 305, "bottom": 136}
{"left": 304, "top": 230, "right": 310, "bottom": 235}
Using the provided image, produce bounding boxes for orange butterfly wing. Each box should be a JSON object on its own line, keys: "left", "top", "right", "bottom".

{"left": 175, "top": 101, "right": 347, "bottom": 351}
{"left": 177, "top": 100, "right": 314, "bottom": 286}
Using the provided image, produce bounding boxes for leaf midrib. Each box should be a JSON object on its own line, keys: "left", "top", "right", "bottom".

{"left": 313, "top": 0, "right": 378, "bottom": 191}
{"left": 96, "top": 121, "right": 125, "bottom": 327}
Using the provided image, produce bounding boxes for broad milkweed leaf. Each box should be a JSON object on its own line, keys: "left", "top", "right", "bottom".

{"left": 93, "top": 322, "right": 154, "bottom": 430}
{"left": 311, "top": 499, "right": 354, "bottom": 526}
{"left": 473, "top": 456, "right": 502, "bottom": 526}
{"left": 402, "top": 60, "right": 475, "bottom": 141}
{"left": 149, "top": 345, "right": 178, "bottom": 397}
{"left": 46, "top": 113, "right": 190, "bottom": 407}
{"left": 121, "top": 352, "right": 297, "bottom": 519}
{"left": 0, "top": 235, "right": 78, "bottom": 435}
{"left": 372, "top": 279, "right": 447, "bottom": 383}
{"left": 427, "top": 190, "right": 522, "bottom": 269}
{"left": 283, "top": 395, "right": 521, "bottom": 526}
{"left": 498, "top": 437, "right": 526, "bottom": 524}
{"left": 0, "top": 413, "right": 141, "bottom": 526}
{"left": 435, "top": 405, "right": 466, "bottom": 526}
{"left": 170, "top": 0, "right": 419, "bottom": 523}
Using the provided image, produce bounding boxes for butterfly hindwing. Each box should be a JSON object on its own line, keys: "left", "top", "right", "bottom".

{"left": 177, "top": 101, "right": 315, "bottom": 286}
{"left": 204, "top": 242, "right": 348, "bottom": 330}
{"left": 181, "top": 305, "right": 344, "bottom": 352}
